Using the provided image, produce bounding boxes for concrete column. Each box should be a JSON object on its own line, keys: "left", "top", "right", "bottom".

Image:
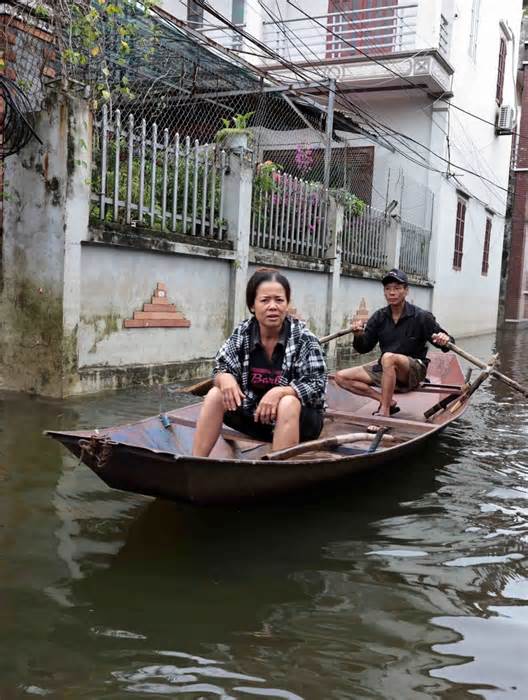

{"left": 222, "top": 133, "right": 253, "bottom": 329}
{"left": 385, "top": 215, "right": 402, "bottom": 269}
{"left": 325, "top": 193, "right": 344, "bottom": 364}
{"left": 0, "top": 89, "right": 91, "bottom": 396}
{"left": 504, "top": 60, "right": 528, "bottom": 322}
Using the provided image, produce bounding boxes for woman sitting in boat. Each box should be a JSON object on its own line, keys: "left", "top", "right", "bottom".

{"left": 192, "top": 268, "right": 327, "bottom": 457}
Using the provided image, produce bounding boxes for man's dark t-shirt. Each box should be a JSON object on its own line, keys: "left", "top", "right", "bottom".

{"left": 352, "top": 302, "right": 452, "bottom": 365}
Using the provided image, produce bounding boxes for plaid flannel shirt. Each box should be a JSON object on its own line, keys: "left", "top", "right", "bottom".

{"left": 212, "top": 316, "right": 327, "bottom": 413}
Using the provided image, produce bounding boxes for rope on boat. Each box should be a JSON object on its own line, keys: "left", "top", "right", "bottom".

{"left": 78, "top": 435, "right": 116, "bottom": 470}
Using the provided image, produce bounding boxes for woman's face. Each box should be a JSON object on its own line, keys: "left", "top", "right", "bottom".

{"left": 251, "top": 280, "right": 289, "bottom": 332}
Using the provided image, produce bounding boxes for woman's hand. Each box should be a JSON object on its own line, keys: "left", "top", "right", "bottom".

{"left": 216, "top": 373, "right": 245, "bottom": 411}
{"left": 254, "top": 386, "right": 291, "bottom": 424}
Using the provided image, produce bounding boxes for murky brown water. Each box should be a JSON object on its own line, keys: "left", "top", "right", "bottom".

{"left": 1, "top": 330, "right": 527, "bottom": 699}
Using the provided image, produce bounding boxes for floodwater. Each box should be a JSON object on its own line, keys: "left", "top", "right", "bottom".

{"left": 1, "top": 330, "right": 527, "bottom": 699}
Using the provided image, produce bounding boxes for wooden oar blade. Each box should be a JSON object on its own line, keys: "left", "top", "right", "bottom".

{"left": 179, "top": 378, "right": 214, "bottom": 396}
{"left": 447, "top": 342, "right": 528, "bottom": 398}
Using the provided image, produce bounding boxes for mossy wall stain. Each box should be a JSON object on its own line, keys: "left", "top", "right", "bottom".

{"left": 82, "top": 313, "right": 121, "bottom": 354}
{"left": 1, "top": 279, "right": 78, "bottom": 395}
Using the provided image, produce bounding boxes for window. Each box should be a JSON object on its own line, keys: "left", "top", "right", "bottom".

{"left": 326, "top": 0, "right": 396, "bottom": 60}
{"left": 481, "top": 216, "right": 492, "bottom": 275}
{"left": 453, "top": 195, "right": 467, "bottom": 271}
{"left": 187, "top": 0, "right": 203, "bottom": 28}
{"left": 232, "top": 0, "right": 245, "bottom": 25}
{"left": 496, "top": 36, "right": 507, "bottom": 105}
{"left": 469, "top": 0, "right": 481, "bottom": 59}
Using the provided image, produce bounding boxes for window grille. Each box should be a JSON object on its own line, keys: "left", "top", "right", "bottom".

{"left": 453, "top": 195, "right": 467, "bottom": 271}
{"left": 481, "top": 216, "right": 492, "bottom": 276}
{"left": 496, "top": 36, "right": 507, "bottom": 105}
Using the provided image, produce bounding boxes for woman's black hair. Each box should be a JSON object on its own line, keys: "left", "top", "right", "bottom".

{"left": 246, "top": 268, "right": 291, "bottom": 312}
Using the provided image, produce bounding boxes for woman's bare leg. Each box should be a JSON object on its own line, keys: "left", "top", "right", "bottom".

{"left": 192, "top": 387, "right": 225, "bottom": 457}
{"left": 272, "top": 395, "right": 301, "bottom": 451}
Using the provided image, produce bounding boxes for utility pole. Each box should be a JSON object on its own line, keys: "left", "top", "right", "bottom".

{"left": 323, "top": 78, "right": 336, "bottom": 191}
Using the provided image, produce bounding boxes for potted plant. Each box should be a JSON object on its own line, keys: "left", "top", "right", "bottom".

{"left": 215, "top": 111, "right": 255, "bottom": 149}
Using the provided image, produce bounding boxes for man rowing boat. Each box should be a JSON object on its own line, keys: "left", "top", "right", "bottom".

{"left": 335, "top": 268, "right": 453, "bottom": 417}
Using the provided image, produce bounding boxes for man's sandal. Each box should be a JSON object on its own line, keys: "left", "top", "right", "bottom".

{"left": 372, "top": 404, "right": 400, "bottom": 416}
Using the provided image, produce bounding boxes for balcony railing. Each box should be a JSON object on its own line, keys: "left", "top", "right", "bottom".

{"left": 198, "top": 23, "right": 245, "bottom": 50}
{"left": 263, "top": 3, "right": 420, "bottom": 64}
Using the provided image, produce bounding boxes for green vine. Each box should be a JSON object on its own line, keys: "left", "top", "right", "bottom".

{"left": 50, "top": 0, "right": 156, "bottom": 107}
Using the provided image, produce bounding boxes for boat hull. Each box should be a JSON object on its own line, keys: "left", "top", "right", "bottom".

{"left": 50, "top": 430, "right": 429, "bottom": 504}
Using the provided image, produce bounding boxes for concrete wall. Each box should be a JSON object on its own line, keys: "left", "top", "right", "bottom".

{"left": 75, "top": 245, "right": 433, "bottom": 392}
{"left": 79, "top": 245, "right": 232, "bottom": 369}
{"left": 0, "top": 92, "right": 91, "bottom": 396}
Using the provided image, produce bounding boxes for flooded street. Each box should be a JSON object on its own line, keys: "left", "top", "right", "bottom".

{"left": 1, "top": 330, "right": 527, "bottom": 699}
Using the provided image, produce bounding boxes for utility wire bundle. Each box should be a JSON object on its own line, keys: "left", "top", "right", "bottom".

{"left": 0, "top": 76, "right": 41, "bottom": 157}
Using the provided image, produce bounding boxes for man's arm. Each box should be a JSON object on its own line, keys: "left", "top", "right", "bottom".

{"left": 423, "top": 312, "right": 454, "bottom": 352}
{"left": 352, "top": 313, "right": 380, "bottom": 354}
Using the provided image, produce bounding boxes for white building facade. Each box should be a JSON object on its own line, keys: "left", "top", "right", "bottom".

{"left": 163, "top": 0, "right": 523, "bottom": 338}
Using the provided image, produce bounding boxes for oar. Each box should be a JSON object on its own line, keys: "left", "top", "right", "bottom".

{"left": 448, "top": 353, "right": 498, "bottom": 413}
{"left": 180, "top": 324, "right": 357, "bottom": 396}
{"left": 261, "top": 428, "right": 395, "bottom": 462}
{"left": 318, "top": 325, "right": 356, "bottom": 344}
{"left": 446, "top": 342, "right": 528, "bottom": 398}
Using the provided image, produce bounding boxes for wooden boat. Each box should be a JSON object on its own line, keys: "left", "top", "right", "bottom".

{"left": 46, "top": 352, "right": 475, "bottom": 505}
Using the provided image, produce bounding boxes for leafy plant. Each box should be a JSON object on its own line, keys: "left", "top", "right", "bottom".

{"left": 336, "top": 190, "right": 366, "bottom": 216}
{"left": 254, "top": 160, "right": 282, "bottom": 194}
{"left": 215, "top": 112, "right": 255, "bottom": 142}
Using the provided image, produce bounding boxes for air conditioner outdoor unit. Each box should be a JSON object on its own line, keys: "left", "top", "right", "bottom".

{"left": 496, "top": 105, "right": 515, "bottom": 135}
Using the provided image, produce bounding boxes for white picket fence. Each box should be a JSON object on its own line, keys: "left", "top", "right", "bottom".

{"left": 91, "top": 110, "right": 432, "bottom": 277}
{"left": 250, "top": 173, "right": 328, "bottom": 258}
{"left": 400, "top": 221, "right": 431, "bottom": 278}
{"left": 342, "top": 204, "right": 388, "bottom": 269}
{"left": 92, "top": 106, "right": 227, "bottom": 239}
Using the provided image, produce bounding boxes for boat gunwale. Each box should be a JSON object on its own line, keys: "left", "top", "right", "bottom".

{"left": 44, "top": 409, "right": 457, "bottom": 467}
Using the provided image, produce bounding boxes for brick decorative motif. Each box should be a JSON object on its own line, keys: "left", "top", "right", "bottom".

{"left": 287, "top": 302, "right": 304, "bottom": 320}
{"left": 351, "top": 297, "right": 369, "bottom": 325}
{"left": 123, "top": 283, "right": 191, "bottom": 329}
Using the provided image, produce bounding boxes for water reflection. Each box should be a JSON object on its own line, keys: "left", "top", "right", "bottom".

{"left": 0, "top": 330, "right": 527, "bottom": 698}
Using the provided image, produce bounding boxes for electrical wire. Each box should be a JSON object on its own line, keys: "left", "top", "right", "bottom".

{"left": 287, "top": 0, "right": 523, "bottom": 139}
{"left": 0, "top": 76, "right": 41, "bottom": 156}
{"left": 188, "top": 0, "right": 513, "bottom": 198}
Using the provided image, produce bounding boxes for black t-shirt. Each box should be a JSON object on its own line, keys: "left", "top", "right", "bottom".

{"left": 248, "top": 319, "right": 289, "bottom": 400}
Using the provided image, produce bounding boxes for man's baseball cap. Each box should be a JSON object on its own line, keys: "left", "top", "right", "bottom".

{"left": 382, "top": 268, "right": 408, "bottom": 286}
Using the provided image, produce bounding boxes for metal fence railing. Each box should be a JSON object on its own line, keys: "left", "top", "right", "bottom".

{"left": 250, "top": 171, "right": 328, "bottom": 259}
{"left": 263, "top": 3, "right": 418, "bottom": 63}
{"left": 399, "top": 221, "right": 431, "bottom": 278}
{"left": 92, "top": 106, "right": 228, "bottom": 239}
{"left": 342, "top": 204, "right": 388, "bottom": 269}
